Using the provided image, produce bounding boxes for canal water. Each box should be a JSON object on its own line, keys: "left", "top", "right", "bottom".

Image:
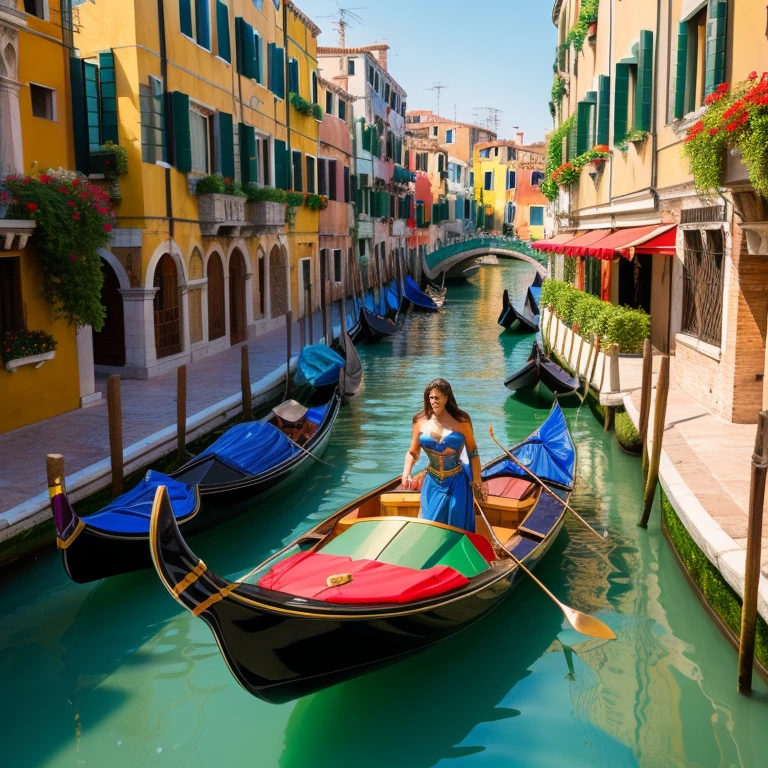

{"left": 2, "top": 260, "right": 767, "bottom": 768}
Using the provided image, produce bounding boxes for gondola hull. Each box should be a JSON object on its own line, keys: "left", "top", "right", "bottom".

{"left": 359, "top": 306, "right": 396, "bottom": 342}
{"left": 504, "top": 341, "right": 579, "bottom": 395}
{"left": 57, "top": 390, "right": 342, "bottom": 583}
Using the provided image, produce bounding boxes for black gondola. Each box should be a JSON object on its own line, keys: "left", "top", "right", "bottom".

{"left": 504, "top": 339, "right": 580, "bottom": 395}
{"left": 359, "top": 305, "right": 396, "bottom": 342}
{"left": 149, "top": 402, "right": 576, "bottom": 704}
{"left": 52, "top": 387, "right": 343, "bottom": 583}
{"left": 498, "top": 288, "right": 539, "bottom": 332}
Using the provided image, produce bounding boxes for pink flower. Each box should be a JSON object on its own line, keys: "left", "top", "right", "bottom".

{"left": 749, "top": 71, "right": 758, "bottom": 80}
{"left": 69, "top": 254, "right": 77, "bottom": 261}
{"left": 27, "top": 202, "right": 37, "bottom": 212}
{"left": 103, "top": 223, "right": 113, "bottom": 232}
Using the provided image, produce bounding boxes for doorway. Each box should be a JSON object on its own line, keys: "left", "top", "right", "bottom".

{"left": 207, "top": 252, "right": 225, "bottom": 341}
{"left": 229, "top": 249, "right": 247, "bottom": 344}
{"left": 93, "top": 260, "right": 125, "bottom": 366}
{"left": 153, "top": 253, "right": 181, "bottom": 359}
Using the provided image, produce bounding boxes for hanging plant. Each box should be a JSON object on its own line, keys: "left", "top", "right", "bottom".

{"left": 565, "top": 0, "right": 599, "bottom": 52}
{"left": 304, "top": 193, "right": 328, "bottom": 211}
{"left": 289, "top": 92, "right": 323, "bottom": 120}
{"left": 3, "top": 172, "right": 116, "bottom": 330}
{"left": 682, "top": 73, "right": 768, "bottom": 195}
{"left": 541, "top": 115, "right": 576, "bottom": 201}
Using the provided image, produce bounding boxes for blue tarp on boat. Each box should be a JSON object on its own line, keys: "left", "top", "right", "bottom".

{"left": 305, "top": 402, "right": 329, "bottom": 425}
{"left": 296, "top": 344, "right": 345, "bottom": 388}
{"left": 404, "top": 276, "right": 437, "bottom": 310}
{"left": 385, "top": 283, "right": 399, "bottom": 312}
{"left": 199, "top": 421, "right": 299, "bottom": 475}
{"left": 527, "top": 285, "right": 542, "bottom": 314}
{"left": 483, "top": 403, "right": 575, "bottom": 487}
{"left": 84, "top": 471, "right": 198, "bottom": 534}
{"left": 364, "top": 293, "right": 375, "bottom": 312}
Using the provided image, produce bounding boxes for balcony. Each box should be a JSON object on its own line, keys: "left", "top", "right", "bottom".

{"left": 198, "top": 194, "right": 247, "bottom": 236}
{"left": 0, "top": 219, "right": 35, "bottom": 250}
{"left": 357, "top": 218, "right": 374, "bottom": 239}
{"left": 246, "top": 201, "right": 286, "bottom": 233}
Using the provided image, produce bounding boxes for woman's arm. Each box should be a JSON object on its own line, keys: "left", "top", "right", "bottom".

{"left": 402, "top": 421, "right": 422, "bottom": 489}
{"left": 463, "top": 421, "right": 488, "bottom": 501}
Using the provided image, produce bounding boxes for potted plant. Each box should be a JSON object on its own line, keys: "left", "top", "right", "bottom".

{"left": 3, "top": 329, "right": 58, "bottom": 372}
{"left": 89, "top": 141, "right": 128, "bottom": 179}
{"left": 245, "top": 186, "right": 287, "bottom": 226}
{"left": 196, "top": 174, "right": 247, "bottom": 228}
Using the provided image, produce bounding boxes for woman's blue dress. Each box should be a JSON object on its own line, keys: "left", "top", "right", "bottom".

{"left": 418, "top": 431, "right": 475, "bottom": 532}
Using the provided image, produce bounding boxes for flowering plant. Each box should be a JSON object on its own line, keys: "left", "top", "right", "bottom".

{"left": 304, "top": 193, "right": 329, "bottom": 211}
{"left": 2, "top": 329, "right": 58, "bottom": 363}
{"left": 3, "top": 172, "right": 116, "bottom": 329}
{"left": 683, "top": 73, "right": 768, "bottom": 195}
{"left": 195, "top": 174, "right": 246, "bottom": 197}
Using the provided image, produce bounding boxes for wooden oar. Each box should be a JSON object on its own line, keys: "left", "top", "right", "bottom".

{"left": 488, "top": 425, "right": 606, "bottom": 540}
{"left": 474, "top": 499, "right": 616, "bottom": 640}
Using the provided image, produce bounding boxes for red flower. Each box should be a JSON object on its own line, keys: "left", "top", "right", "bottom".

{"left": 103, "top": 224, "right": 113, "bottom": 232}
{"left": 23, "top": 176, "right": 31, "bottom": 184}
{"left": 39, "top": 174, "right": 51, "bottom": 183}
{"left": 72, "top": 179, "right": 79, "bottom": 186}
{"left": 716, "top": 82, "right": 730, "bottom": 94}
{"left": 70, "top": 254, "right": 77, "bottom": 261}
{"left": 79, "top": 192, "right": 87, "bottom": 199}
{"left": 68, "top": 201, "right": 76, "bottom": 207}
{"left": 57, "top": 187, "right": 68, "bottom": 194}
{"left": 749, "top": 71, "right": 758, "bottom": 80}
{"left": 27, "top": 203, "right": 37, "bottom": 212}
{"left": 709, "top": 128, "right": 719, "bottom": 135}
{"left": 72, "top": 212, "right": 80, "bottom": 220}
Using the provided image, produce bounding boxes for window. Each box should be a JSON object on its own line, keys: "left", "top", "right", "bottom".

{"left": 505, "top": 170, "right": 516, "bottom": 190}
{"left": 529, "top": 206, "right": 544, "bottom": 226}
{"left": 479, "top": 148, "right": 490, "bottom": 158}
{"left": 306, "top": 155, "right": 316, "bottom": 193}
{"left": 431, "top": 126, "right": 438, "bottom": 138}
{"left": 325, "top": 90, "right": 333, "bottom": 116}
{"left": 532, "top": 170, "right": 545, "bottom": 186}
{"left": 374, "top": 71, "right": 379, "bottom": 93}
{"left": 338, "top": 99, "right": 346, "bottom": 121}
{"left": 615, "top": 29, "right": 653, "bottom": 139}
{"left": 445, "top": 129, "right": 455, "bottom": 144}
{"left": 23, "top": 0, "right": 46, "bottom": 19}
{"left": 682, "top": 228, "right": 724, "bottom": 346}
{"left": 333, "top": 249, "right": 342, "bottom": 282}
{"left": 259, "top": 133, "right": 270, "bottom": 185}
{"left": 347, "top": 58, "right": 355, "bottom": 75}
{"left": 0, "top": 257, "right": 24, "bottom": 339}
{"left": 416, "top": 152, "right": 428, "bottom": 172}
{"left": 189, "top": 106, "right": 212, "bottom": 173}
{"left": 312, "top": 72, "right": 318, "bottom": 104}
{"left": 384, "top": 82, "right": 391, "bottom": 103}
{"left": 140, "top": 77, "right": 166, "bottom": 163}
{"left": 505, "top": 202, "right": 516, "bottom": 224}
{"left": 30, "top": 84, "right": 55, "bottom": 120}
{"left": 506, "top": 147, "right": 516, "bottom": 161}
{"left": 584, "top": 257, "right": 601, "bottom": 298}
{"left": 288, "top": 58, "right": 299, "bottom": 95}
{"left": 318, "top": 158, "right": 328, "bottom": 196}
{"left": 484, "top": 171, "right": 494, "bottom": 191}
{"left": 329, "top": 159, "right": 337, "bottom": 200}
{"left": 343, "top": 166, "right": 350, "bottom": 203}
{"left": 368, "top": 65, "right": 374, "bottom": 85}
{"left": 469, "top": 171, "right": 474, "bottom": 187}
{"left": 292, "top": 150, "right": 303, "bottom": 191}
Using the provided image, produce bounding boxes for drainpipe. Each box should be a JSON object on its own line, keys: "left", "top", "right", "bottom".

{"left": 608, "top": 0, "right": 614, "bottom": 206}
{"left": 650, "top": 0, "right": 663, "bottom": 213}
{"left": 157, "top": 0, "right": 174, "bottom": 238}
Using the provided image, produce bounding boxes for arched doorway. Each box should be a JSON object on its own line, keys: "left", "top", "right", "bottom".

{"left": 257, "top": 250, "right": 265, "bottom": 317}
{"left": 269, "top": 245, "right": 288, "bottom": 317}
{"left": 153, "top": 253, "right": 181, "bottom": 359}
{"left": 207, "top": 252, "right": 225, "bottom": 341}
{"left": 92, "top": 260, "right": 125, "bottom": 365}
{"left": 229, "top": 249, "right": 247, "bottom": 344}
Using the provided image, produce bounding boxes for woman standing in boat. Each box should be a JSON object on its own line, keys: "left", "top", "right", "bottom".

{"left": 402, "top": 378, "right": 488, "bottom": 532}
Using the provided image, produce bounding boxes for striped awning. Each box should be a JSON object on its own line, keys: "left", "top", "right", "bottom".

{"left": 531, "top": 231, "right": 585, "bottom": 253}
{"left": 582, "top": 224, "right": 678, "bottom": 260}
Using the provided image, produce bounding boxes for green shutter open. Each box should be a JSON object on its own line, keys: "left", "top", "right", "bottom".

{"left": 236, "top": 18, "right": 257, "bottom": 79}
{"left": 614, "top": 62, "right": 630, "bottom": 142}
{"left": 84, "top": 61, "right": 101, "bottom": 152}
{"left": 673, "top": 22, "right": 689, "bottom": 119}
{"left": 239, "top": 123, "right": 257, "bottom": 185}
{"left": 597, "top": 75, "right": 610, "bottom": 144}
{"left": 195, "top": 0, "right": 211, "bottom": 50}
{"left": 704, "top": 0, "right": 727, "bottom": 96}
{"left": 179, "top": 0, "right": 193, "bottom": 36}
{"left": 634, "top": 30, "right": 654, "bottom": 132}
{"left": 567, "top": 113, "right": 578, "bottom": 160}
{"left": 70, "top": 57, "right": 89, "bottom": 173}
{"left": 292, "top": 151, "right": 303, "bottom": 192}
{"left": 98, "top": 51, "right": 118, "bottom": 144}
{"left": 274, "top": 138, "right": 289, "bottom": 189}
{"left": 218, "top": 111, "right": 235, "bottom": 178}
{"left": 216, "top": 1, "right": 231, "bottom": 63}
{"left": 270, "top": 45, "right": 285, "bottom": 99}
{"left": 576, "top": 100, "right": 593, "bottom": 154}
{"left": 171, "top": 91, "right": 192, "bottom": 172}
{"left": 254, "top": 33, "right": 262, "bottom": 83}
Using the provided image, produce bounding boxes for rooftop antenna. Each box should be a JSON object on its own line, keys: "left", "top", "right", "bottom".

{"left": 319, "top": 5, "right": 365, "bottom": 48}
{"left": 474, "top": 106, "right": 503, "bottom": 135}
{"left": 425, "top": 83, "right": 448, "bottom": 117}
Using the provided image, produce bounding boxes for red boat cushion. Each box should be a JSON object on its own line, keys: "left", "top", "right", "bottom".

{"left": 485, "top": 476, "right": 534, "bottom": 500}
{"left": 258, "top": 551, "right": 470, "bottom": 604}
{"left": 466, "top": 532, "right": 497, "bottom": 563}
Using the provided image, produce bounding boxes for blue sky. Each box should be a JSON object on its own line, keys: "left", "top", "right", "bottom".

{"left": 302, "top": 0, "right": 557, "bottom": 142}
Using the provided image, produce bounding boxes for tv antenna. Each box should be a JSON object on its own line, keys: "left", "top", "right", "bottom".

{"left": 319, "top": 5, "right": 365, "bottom": 48}
{"left": 474, "top": 106, "right": 503, "bottom": 135}
{"left": 425, "top": 83, "right": 448, "bottom": 117}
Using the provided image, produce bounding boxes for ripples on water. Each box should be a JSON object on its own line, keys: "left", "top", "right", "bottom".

{"left": 1, "top": 261, "right": 767, "bottom": 767}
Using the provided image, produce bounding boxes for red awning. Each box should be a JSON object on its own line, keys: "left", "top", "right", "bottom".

{"left": 583, "top": 224, "right": 678, "bottom": 260}
{"left": 531, "top": 231, "right": 584, "bottom": 253}
{"left": 561, "top": 229, "right": 613, "bottom": 257}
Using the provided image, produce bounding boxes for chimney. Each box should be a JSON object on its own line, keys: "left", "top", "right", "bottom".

{"left": 375, "top": 45, "right": 388, "bottom": 71}
{"left": 516, "top": 131, "right": 525, "bottom": 146}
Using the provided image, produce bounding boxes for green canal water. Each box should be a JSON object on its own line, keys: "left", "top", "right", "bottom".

{"left": 2, "top": 260, "right": 767, "bottom": 767}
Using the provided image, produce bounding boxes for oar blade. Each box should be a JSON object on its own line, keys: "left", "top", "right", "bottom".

{"left": 561, "top": 605, "right": 616, "bottom": 640}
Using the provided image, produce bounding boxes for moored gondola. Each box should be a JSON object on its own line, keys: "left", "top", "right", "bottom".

{"left": 359, "top": 305, "right": 396, "bottom": 342}
{"left": 149, "top": 402, "right": 577, "bottom": 704}
{"left": 526, "top": 271, "right": 544, "bottom": 314}
{"left": 498, "top": 288, "right": 539, "bottom": 332}
{"left": 53, "top": 386, "right": 343, "bottom": 583}
{"left": 404, "top": 276, "right": 441, "bottom": 311}
{"left": 504, "top": 339, "right": 580, "bottom": 395}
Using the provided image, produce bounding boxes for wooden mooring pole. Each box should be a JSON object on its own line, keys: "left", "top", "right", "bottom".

{"left": 639, "top": 355, "right": 670, "bottom": 528}
{"left": 176, "top": 364, "right": 186, "bottom": 465}
{"left": 337, "top": 298, "right": 344, "bottom": 343}
{"left": 241, "top": 345, "right": 252, "bottom": 422}
{"left": 107, "top": 374, "right": 123, "bottom": 499}
{"left": 639, "top": 339, "right": 653, "bottom": 479}
{"left": 321, "top": 281, "right": 329, "bottom": 345}
{"left": 284, "top": 309, "right": 293, "bottom": 400}
{"left": 46, "top": 453, "right": 65, "bottom": 495}
{"left": 737, "top": 410, "right": 768, "bottom": 694}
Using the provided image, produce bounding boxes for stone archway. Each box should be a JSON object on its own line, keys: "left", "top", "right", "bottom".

{"left": 229, "top": 249, "right": 247, "bottom": 344}
{"left": 92, "top": 259, "right": 126, "bottom": 365}
{"left": 153, "top": 253, "right": 181, "bottom": 358}
{"left": 269, "top": 244, "right": 288, "bottom": 318}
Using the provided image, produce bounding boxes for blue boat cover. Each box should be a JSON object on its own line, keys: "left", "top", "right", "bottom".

{"left": 385, "top": 285, "right": 399, "bottom": 312}
{"left": 404, "top": 276, "right": 437, "bottom": 309}
{"left": 377, "top": 291, "right": 389, "bottom": 317}
{"left": 296, "top": 344, "right": 345, "bottom": 388}
{"left": 528, "top": 285, "right": 542, "bottom": 313}
{"left": 305, "top": 402, "right": 329, "bottom": 425}
{"left": 364, "top": 293, "right": 375, "bottom": 312}
{"left": 199, "top": 421, "right": 299, "bottom": 475}
{"left": 84, "top": 470, "right": 198, "bottom": 535}
{"left": 483, "top": 403, "right": 575, "bottom": 488}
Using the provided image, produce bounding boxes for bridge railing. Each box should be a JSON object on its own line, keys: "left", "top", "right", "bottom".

{"left": 425, "top": 235, "right": 547, "bottom": 271}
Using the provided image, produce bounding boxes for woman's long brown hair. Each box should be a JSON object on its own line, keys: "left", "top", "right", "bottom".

{"left": 413, "top": 378, "right": 471, "bottom": 423}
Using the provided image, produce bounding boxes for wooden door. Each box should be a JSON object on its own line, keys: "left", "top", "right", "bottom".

{"left": 229, "top": 250, "right": 247, "bottom": 345}
{"left": 153, "top": 254, "right": 181, "bottom": 358}
{"left": 93, "top": 260, "right": 125, "bottom": 365}
{"left": 207, "top": 252, "right": 225, "bottom": 340}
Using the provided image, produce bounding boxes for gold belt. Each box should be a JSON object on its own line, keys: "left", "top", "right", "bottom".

{"left": 426, "top": 464, "right": 464, "bottom": 482}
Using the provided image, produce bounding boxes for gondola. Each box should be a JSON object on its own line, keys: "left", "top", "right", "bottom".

{"left": 53, "top": 386, "right": 343, "bottom": 584}
{"left": 336, "top": 321, "right": 363, "bottom": 397}
{"left": 498, "top": 288, "right": 539, "bottom": 332}
{"left": 504, "top": 339, "right": 580, "bottom": 395}
{"left": 149, "top": 402, "right": 576, "bottom": 704}
{"left": 403, "top": 276, "right": 441, "bottom": 311}
{"left": 526, "top": 272, "right": 544, "bottom": 314}
{"left": 359, "top": 304, "right": 396, "bottom": 342}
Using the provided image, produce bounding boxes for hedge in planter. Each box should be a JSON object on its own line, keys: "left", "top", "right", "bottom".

{"left": 4, "top": 172, "right": 116, "bottom": 330}
{"left": 195, "top": 174, "right": 245, "bottom": 197}
{"left": 615, "top": 410, "right": 642, "bottom": 453}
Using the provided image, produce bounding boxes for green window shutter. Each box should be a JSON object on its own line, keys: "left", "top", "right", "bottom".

{"left": 704, "top": 0, "right": 727, "bottom": 96}
{"left": 274, "top": 138, "right": 289, "bottom": 189}
{"left": 254, "top": 33, "right": 262, "bottom": 83}
{"left": 288, "top": 59, "right": 299, "bottom": 94}
{"left": 567, "top": 114, "right": 578, "bottom": 160}
{"left": 171, "top": 91, "right": 192, "bottom": 172}
{"left": 576, "top": 101, "right": 592, "bottom": 154}
{"left": 84, "top": 61, "right": 101, "bottom": 152}
{"left": 614, "top": 62, "right": 630, "bottom": 142}
{"left": 634, "top": 30, "right": 654, "bottom": 132}
{"left": 292, "top": 151, "right": 303, "bottom": 192}
{"left": 98, "top": 51, "right": 118, "bottom": 144}
{"left": 597, "top": 75, "right": 610, "bottom": 144}
{"left": 236, "top": 18, "right": 257, "bottom": 79}
{"left": 180, "top": 0, "right": 193, "bottom": 36}
{"left": 218, "top": 111, "right": 235, "bottom": 178}
{"left": 195, "top": 0, "right": 211, "bottom": 50}
{"left": 239, "top": 123, "right": 257, "bottom": 185}
{"left": 271, "top": 45, "right": 285, "bottom": 99}
{"left": 215, "top": 1, "right": 231, "bottom": 63}
{"left": 70, "top": 57, "right": 89, "bottom": 173}
{"left": 361, "top": 122, "right": 371, "bottom": 152}
{"left": 672, "top": 22, "right": 689, "bottom": 119}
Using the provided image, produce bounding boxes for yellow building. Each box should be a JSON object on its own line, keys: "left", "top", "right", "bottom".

{"left": 73, "top": 0, "right": 322, "bottom": 379}
{"left": 473, "top": 139, "right": 547, "bottom": 239}
{"left": 0, "top": 0, "right": 95, "bottom": 434}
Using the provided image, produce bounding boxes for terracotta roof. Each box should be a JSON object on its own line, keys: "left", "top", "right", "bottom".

{"left": 475, "top": 139, "right": 545, "bottom": 156}
{"left": 406, "top": 110, "right": 495, "bottom": 134}
{"left": 286, "top": 1, "right": 322, "bottom": 38}
{"left": 318, "top": 44, "right": 390, "bottom": 55}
